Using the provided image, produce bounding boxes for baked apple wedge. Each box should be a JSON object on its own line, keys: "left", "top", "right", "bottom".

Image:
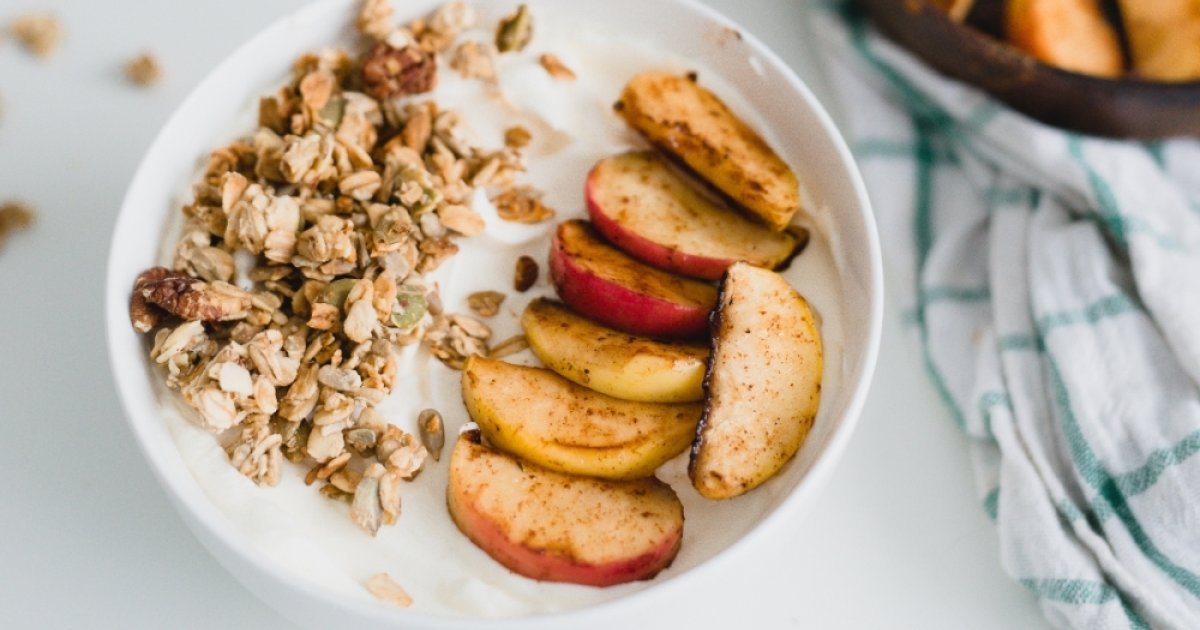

{"left": 522, "top": 298, "right": 708, "bottom": 403}
{"left": 616, "top": 72, "right": 801, "bottom": 231}
{"left": 462, "top": 356, "right": 701, "bottom": 480}
{"left": 550, "top": 220, "right": 717, "bottom": 339}
{"left": 586, "top": 152, "right": 803, "bottom": 280}
{"left": 690, "top": 262, "right": 823, "bottom": 500}
{"left": 447, "top": 430, "right": 684, "bottom": 586}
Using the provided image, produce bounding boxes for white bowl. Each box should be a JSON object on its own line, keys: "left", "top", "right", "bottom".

{"left": 105, "top": 0, "right": 883, "bottom": 627}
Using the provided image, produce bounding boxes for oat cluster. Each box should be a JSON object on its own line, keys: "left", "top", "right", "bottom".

{"left": 129, "top": 1, "right": 550, "bottom": 537}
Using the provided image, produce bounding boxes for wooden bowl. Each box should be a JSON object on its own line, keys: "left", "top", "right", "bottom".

{"left": 857, "top": 0, "right": 1200, "bottom": 139}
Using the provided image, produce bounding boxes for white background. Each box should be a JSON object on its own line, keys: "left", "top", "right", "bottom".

{"left": 0, "top": 0, "right": 1049, "bottom": 627}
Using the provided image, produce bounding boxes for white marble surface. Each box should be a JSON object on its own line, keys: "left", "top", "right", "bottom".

{"left": 0, "top": 0, "right": 1048, "bottom": 627}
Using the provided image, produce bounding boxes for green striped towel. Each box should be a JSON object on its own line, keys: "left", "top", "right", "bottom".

{"left": 811, "top": 3, "right": 1200, "bottom": 628}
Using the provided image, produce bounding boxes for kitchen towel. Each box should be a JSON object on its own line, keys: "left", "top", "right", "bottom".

{"left": 810, "top": 3, "right": 1200, "bottom": 628}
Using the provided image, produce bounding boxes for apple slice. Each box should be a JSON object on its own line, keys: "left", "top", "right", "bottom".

{"left": 549, "top": 220, "right": 717, "bottom": 339}
{"left": 689, "top": 262, "right": 823, "bottom": 500}
{"left": 522, "top": 298, "right": 708, "bottom": 403}
{"left": 447, "top": 430, "right": 684, "bottom": 586}
{"left": 616, "top": 72, "right": 801, "bottom": 231}
{"left": 462, "top": 356, "right": 702, "bottom": 480}
{"left": 587, "top": 152, "right": 802, "bottom": 280}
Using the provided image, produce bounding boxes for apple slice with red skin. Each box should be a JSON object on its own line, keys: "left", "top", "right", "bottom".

{"left": 549, "top": 219, "right": 717, "bottom": 339}
{"left": 586, "top": 152, "right": 803, "bottom": 280}
{"left": 447, "top": 430, "right": 684, "bottom": 587}
{"left": 522, "top": 298, "right": 709, "bottom": 403}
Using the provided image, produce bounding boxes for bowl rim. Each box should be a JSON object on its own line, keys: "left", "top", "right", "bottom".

{"left": 104, "top": 0, "right": 884, "bottom": 625}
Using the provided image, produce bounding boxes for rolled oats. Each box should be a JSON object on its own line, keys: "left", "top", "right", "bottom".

{"left": 399, "top": 103, "right": 433, "bottom": 152}
{"left": 355, "top": 0, "right": 394, "bottom": 41}
{"left": 487, "top": 334, "right": 529, "bottom": 360}
{"left": 429, "top": 2, "right": 475, "bottom": 38}
{"left": 539, "top": 53, "right": 575, "bottom": 81}
{"left": 351, "top": 463, "right": 385, "bottom": 535}
{"left": 438, "top": 204, "right": 485, "bottom": 236}
{"left": 379, "top": 470, "right": 403, "bottom": 525}
{"left": 330, "top": 468, "right": 363, "bottom": 494}
{"left": 319, "top": 484, "right": 353, "bottom": 503}
{"left": 365, "top": 573, "right": 413, "bottom": 608}
{"left": 450, "top": 40, "right": 495, "bottom": 81}
{"left": 306, "top": 425, "right": 345, "bottom": 463}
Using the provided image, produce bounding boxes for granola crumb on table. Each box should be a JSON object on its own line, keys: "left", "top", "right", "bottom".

{"left": 128, "top": 0, "right": 549, "bottom": 537}
{"left": 0, "top": 201, "right": 36, "bottom": 252}
{"left": 125, "top": 52, "right": 163, "bottom": 87}
{"left": 9, "top": 13, "right": 62, "bottom": 58}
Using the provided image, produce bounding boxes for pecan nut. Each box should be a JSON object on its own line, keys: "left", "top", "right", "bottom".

{"left": 130, "top": 267, "right": 171, "bottom": 333}
{"left": 361, "top": 43, "right": 437, "bottom": 100}
{"left": 130, "top": 267, "right": 249, "bottom": 331}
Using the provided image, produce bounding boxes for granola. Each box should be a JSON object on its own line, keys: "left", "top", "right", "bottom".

{"left": 361, "top": 43, "right": 437, "bottom": 100}
{"left": 487, "top": 334, "right": 529, "bottom": 360}
{"left": 492, "top": 186, "right": 554, "bottom": 224}
{"left": 125, "top": 52, "right": 162, "bottom": 87}
{"left": 504, "top": 126, "right": 532, "bottom": 149}
{"left": 539, "top": 53, "right": 575, "bottom": 81}
{"left": 129, "top": 1, "right": 543, "bottom": 536}
{"left": 417, "top": 408, "right": 445, "bottom": 461}
{"left": 450, "top": 40, "right": 496, "bottom": 81}
{"left": 513, "top": 255, "right": 539, "bottom": 292}
{"left": 0, "top": 201, "right": 36, "bottom": 253}
{"left": 495, "top": 4, "right": 533, "bottom": 53}
{"left": 9, "top": 13, "right": 61, "bottom": 58}
{"left": 365, "top": 573, "right": 413, "bottom": 608}
{"left": 466, "top": 290, "right": 505, "bottom": 317}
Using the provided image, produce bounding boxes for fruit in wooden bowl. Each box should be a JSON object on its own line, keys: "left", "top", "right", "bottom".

{"left": 549, "top": 219, "right": 717, "bottom": 339}
{"left": 859, "top": 0, "right": 1200, "bottom": 138}
{"left": 522, "top": 298, "right": 709, "bottom": 403}
{"left": 461, "top": 356, "right": 702, "bottom": 480}
{"left": 586, "top": 152, "right": 804, "bottom": 281}
{"left": 447, "top": 430, "right": 685, "bottom": 587}
{"left": 690, "top": 263, "right": 824, "bottom": 500}
{"left": 1006, "top": 0, "right": 1124, "bottom": 78}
